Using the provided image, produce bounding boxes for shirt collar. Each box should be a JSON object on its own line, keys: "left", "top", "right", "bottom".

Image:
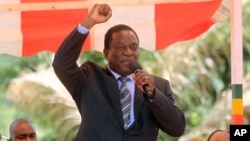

{"left": 107, "top": 66, "right": 134, "bottom": 81}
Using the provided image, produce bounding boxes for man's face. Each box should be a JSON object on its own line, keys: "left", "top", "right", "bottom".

{"left": 11, "top": 122, "right": 37, "bottom": 141}
{"left": 104, "top": 30, "right": 139, "bottom": 75}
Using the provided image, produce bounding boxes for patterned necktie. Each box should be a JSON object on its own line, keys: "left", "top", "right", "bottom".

{"left": 119, "top": 76, "right": 132, "bottom": 129}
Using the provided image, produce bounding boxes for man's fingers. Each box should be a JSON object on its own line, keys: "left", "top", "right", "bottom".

{"left": 98, "top": 4, "right": 111, "bottom": 16}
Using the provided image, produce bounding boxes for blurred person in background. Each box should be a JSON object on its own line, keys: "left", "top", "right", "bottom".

{"left": 9, "top": 118, "right": 37, "bottom": 141}
{"left": 207, "top": 130, "right": 229, "bottom": 141}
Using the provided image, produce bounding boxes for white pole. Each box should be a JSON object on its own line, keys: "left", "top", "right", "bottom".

{"left": 231, "top": 0, "right": 243, "bottom": 124}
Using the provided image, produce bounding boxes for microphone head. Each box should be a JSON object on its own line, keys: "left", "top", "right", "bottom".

{"left": 129, "top": 60, "right": 142, "bottom": 73}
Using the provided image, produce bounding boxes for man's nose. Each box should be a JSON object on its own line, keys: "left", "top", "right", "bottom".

{"left": 124, "top": 46, "right": 133, "bottom": 55}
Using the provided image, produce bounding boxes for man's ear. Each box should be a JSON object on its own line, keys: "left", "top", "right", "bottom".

{"left": 103, "top": 49, "right": 109, "bottom": 60}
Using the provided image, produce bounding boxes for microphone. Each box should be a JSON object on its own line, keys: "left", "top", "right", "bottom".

{"left": 0, "top": 133, "right": 9, "bottom": 140}
{"left": 128, "top": 60, "right": 153, "bottom": 98}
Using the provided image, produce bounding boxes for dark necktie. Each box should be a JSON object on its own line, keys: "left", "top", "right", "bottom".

{"left": 119, "top": 76, "right": 132, "bottom": 129}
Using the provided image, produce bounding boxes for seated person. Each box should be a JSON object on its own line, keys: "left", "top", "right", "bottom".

{"left": 9, "top": 118, "right": 37, "bottom": 141}
{"left": 207, "top": 129, "right": 229, "bottom": 141}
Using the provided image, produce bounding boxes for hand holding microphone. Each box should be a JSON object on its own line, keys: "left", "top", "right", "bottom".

{"left": 129, "top": 61, "right": 155, "bottom": 99}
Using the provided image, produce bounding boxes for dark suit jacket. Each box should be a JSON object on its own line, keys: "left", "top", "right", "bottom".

{"left": 52, "top": 27, "right": 186, "bottom": 141}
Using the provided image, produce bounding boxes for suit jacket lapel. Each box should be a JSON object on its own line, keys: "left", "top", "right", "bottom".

{"left": 103, "top": 67, "right": 145, "bottom": 129}
{"left": 132, "top": 85, "right": 145, "bottom": 125}
{"left": 104, "top": 67, "right": 124, "bottom": 127}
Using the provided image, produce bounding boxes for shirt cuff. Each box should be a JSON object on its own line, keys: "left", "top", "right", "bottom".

{"left": 77, "top": 24, "right": 89, "bottom": 35}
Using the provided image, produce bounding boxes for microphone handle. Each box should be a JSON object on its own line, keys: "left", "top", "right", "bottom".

{"left": 133, "top": 69, "right": 153, "bottom": 98}
{"left": 143, "top": 84, "right": 153, "bottom": 98}
{"left": 134, "top": 69, "right": 153, "bottom": 98}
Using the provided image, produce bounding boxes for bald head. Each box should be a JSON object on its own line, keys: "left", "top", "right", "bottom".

{"left": 207, "top": 130, "right": 229, "bottom": 141}
{"left": 9, "top": 119, "right": 37, "bottom": 141}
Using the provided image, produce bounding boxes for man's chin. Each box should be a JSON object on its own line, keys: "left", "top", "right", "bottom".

{"left": 120, "top": 69, "right": 132, "bottom": 75}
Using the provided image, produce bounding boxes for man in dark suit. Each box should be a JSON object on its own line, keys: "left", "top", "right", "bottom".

{"left": 52, "top": 3, "right": 185, "bottom": 141}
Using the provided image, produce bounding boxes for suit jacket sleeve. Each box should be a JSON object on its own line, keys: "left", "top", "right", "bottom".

{"left": 148, "top": 76, "right": 186, "bottom": 137}
{"left": 52, "top": 27, "right": 88, "bottom": 104}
